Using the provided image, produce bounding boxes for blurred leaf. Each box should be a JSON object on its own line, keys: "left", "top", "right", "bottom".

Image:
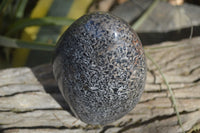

{"left": 0, "top": 0, "right": 8, "bottom": 13}
{"left": 11, "top": 0, "right": 54, "bottom": 67}
{"left": 6, "top": 17, "right": 74, "bottom": 36}
{"left": 60, "top": 0, "right": 92, "bottom": 34}
{"left": 0, "top": 35, "right": 54, "bottom": 51}
{"left": 15, "top": 0, "right": 28, "bottom": 18}
{"left": 67, "top": 0, "right": 93, "bottom": 19}
{"left": 132, "top": 0, "right": 159, "bottom": 30}
{"left": 25, "top": 0, "right": 74, "bottom": 67}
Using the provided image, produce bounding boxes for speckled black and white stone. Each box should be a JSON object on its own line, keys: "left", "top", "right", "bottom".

{"left": 53, "top": 12, "right": 146, "bottom": 125}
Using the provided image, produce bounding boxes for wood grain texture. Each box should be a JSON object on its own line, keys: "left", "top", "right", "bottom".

{"left": 0, "top": 37, "right": 200, "bottom": 133}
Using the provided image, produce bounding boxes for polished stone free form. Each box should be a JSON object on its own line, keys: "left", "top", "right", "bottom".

{"left": 53, "top": 12, "right": 146, "bottom": 125}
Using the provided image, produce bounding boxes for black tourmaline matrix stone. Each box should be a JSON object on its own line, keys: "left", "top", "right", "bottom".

{"left": 53, "top": 12, "right": 146, "bottom": 125}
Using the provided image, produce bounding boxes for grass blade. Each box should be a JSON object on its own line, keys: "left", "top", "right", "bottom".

{"left": 15, "top": 0, "right": 28, "bottom": 18}
{"left": 0, "top": 35, "right": 55, "bottom": 51}
{"left": 6, "top": 17, "right": 75, "bottom": 36}
{"left": 0, "top": 0, "right": 8, "bottom": 13}
{"left": 145, "top": 51, "right": 185, "bottom": 133}
{"left": 132, "top": 0, "right": 159, "bottom": 30}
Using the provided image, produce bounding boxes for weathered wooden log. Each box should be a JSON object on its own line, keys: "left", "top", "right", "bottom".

{"left": 0, "top": 37, "right": 200, "bottom": 133}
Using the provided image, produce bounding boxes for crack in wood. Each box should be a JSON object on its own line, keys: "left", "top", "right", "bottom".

{"left": 0, "top": 125, "right": 81, "bottom": 132}
{"left": 189, "top": 65, "right": 200, "bottom": 75}
{"left": 0, "top": 83, "right": 41, "bottom": 88}
{"left": 117, "top": 109, "right": 199, "bottom": 133}
{"left": 148, "top": 69, "right": 157, "bottom": 84}
{"left": 139, "top": 96, "right": 167, "bottom": 103}
{"left": 151, "top": 48, "right": 200, "bottom": 73}
{"left": 145, "top": 82, "right": 199, "bottom": 93}
{"left": 99, "top": 125, "right": 115, "bottom": 133}
{"left": 0, "top": 108, "right": 63, "bottom": 113}
{"left": 0, "top": 90, "right": 43, "bottom": 98}
{"left": 193, "top": 78, "right": 200, "bottom": 83}
{"left": 168, "top": 83, "right": 200, "bottom": 90}
{"left": 162, "top": 60, "right": 200, "bottom": 76}
{"left": 162, "top": 81, "right": 200, "bottom": 84}
{"left": 144, "top": 89, "right": 166, "bottom": 93}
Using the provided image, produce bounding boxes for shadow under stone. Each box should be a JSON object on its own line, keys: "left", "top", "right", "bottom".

{"left": 31, "top": 64, "right": 75, "bottom": 117}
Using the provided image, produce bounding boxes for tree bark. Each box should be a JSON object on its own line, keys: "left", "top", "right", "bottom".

{"left": 0, "top": 37, "right": 200, "bottom": 133}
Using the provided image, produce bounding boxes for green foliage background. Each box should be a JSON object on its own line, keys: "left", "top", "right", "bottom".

{"left": 0, "top": 0, "right": 94, "bottom": 68}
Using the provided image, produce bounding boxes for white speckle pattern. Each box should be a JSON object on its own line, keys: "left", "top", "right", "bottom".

{"left": 53, "top": 12, "right": 146, "bottom": 125}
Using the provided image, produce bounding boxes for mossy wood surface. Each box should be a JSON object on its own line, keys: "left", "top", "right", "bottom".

{"left": 0, "top": 37, "right": 200, "bottom": 133}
